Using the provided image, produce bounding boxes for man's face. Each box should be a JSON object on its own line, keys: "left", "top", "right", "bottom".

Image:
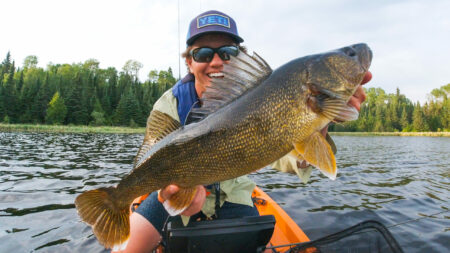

{"left": 186, "top": 33, "right": 236, "bottom": 98}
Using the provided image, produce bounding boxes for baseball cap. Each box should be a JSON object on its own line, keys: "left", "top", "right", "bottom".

{"left": 186, "top": 10, "right": 244, "bottom": 46}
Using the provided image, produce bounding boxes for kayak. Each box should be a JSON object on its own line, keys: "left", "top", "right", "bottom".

{"left": 129, "top": 186, "right": 309, "bottom": 252}
{"left": 252, "top": 186, "right": 309, "bottom": 251}
{"left": 125, "top": 187, "right": 405, "bottom": 253}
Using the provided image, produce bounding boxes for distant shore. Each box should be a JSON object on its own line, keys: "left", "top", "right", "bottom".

{"left": 330, "top": 131, "right": 449, "bottom": 137}
{"left": 0, "top": 123, "right": 145, "bottom": 134}
{"left": 1, "top": 123, "right": 448, "bottom": 136}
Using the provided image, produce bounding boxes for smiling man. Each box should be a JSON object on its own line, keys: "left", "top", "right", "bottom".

{"left": 119, "top": 10, "right": 371, "bottom": 253}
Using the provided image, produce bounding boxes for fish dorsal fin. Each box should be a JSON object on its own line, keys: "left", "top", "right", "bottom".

{"left": 133, "top": 110, "right": 181, "bottom": 168}
{"left": 186, "top": 51, "right": 272, "bottom": 124}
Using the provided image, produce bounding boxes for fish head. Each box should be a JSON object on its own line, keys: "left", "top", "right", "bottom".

{"left": 305, "top": 43, "right": 372, "bottom": 100}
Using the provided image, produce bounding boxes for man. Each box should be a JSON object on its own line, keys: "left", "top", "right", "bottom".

{"left": 120, "top": 10, "right": 371, "bottom": 252}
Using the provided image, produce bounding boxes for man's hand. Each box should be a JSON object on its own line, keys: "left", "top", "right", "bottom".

{"left": 159, "top": 185, "right": 206, "bottom": 216}
{"left": 347, "top": 71, "right": 372, "bottom": 111}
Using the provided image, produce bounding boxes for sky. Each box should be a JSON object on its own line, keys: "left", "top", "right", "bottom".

{"left": 1, "top": 0, "right": 449, "bottom": 103}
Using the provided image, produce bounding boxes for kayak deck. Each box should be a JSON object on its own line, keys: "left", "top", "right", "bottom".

{"left": 129, "top": 186, "right": 309, "bottom": 252}
{"left": 252, "top": 186, "right": 309, "bottom": 251}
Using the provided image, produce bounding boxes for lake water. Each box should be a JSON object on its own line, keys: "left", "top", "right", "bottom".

{"left": 0, "top": 133, "right": 448, "bottom": 252}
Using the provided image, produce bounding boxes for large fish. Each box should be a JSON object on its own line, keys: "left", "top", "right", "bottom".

{"left": 75, "top": 43, "right": 372, "bottom": 249}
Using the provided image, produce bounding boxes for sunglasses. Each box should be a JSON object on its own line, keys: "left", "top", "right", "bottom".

{"left": 189, "top": 45, "right": 239, "bottom": 63}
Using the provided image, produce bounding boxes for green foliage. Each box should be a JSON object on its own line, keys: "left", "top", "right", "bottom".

{"left": 3, "top": 115, "right": 10, "bottom": 124}
{"left": 113, "top": 87, "right": 142, "bottom": 126}
{"left": 5, "top": 52, "right": 447, "bottom": 131}
{"left": 334, "top": 85, "right": 449, "bottom": 132}
{"left": 23, "top": 55, "right": 38, "bottom": 69}
{"left": 45, "top": 92, "right": 67, "bottom": 125}
{"left": 123, "top": 59, "right": 143, "bottom": 80}
{"left": 90, "top": 97, "right": 106, "bottom": 126}
{"left": 3, "top": 61, "right": 18, "bottom": 122}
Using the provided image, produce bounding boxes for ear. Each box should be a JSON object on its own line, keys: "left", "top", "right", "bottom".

{"left": 186, "top": 58, "right": 193, "bottom": 73}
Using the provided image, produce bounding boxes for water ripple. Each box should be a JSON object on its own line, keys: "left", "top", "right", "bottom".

{"left": 0, "top": 133, "right": 448, "bottom": 252}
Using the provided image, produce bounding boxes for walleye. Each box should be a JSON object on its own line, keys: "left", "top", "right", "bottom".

{"left": 75, "top": 43, "right": 372, "bottom": 249}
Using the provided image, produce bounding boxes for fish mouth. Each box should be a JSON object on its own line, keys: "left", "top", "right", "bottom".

{"left": 207, "top": 72, "right": 224, "bottom": 78}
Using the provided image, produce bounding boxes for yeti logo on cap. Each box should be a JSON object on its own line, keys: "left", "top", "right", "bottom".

{"left": 197, "top": 14, "right": 230, "bottom": 28}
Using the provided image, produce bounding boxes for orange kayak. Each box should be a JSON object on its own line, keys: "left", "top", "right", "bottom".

{"left": 252, "top": 186, "right": 310, "bottom": 251}
{"left": 129, "top": 186, "right": 309, "bottom": 252}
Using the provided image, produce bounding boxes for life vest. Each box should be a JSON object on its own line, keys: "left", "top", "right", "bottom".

{"left": 172, "top": 73, "right": 200, "bottom": 126}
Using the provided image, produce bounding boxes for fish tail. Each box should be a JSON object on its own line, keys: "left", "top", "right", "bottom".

{"left": 75, "top": 187, "right": 130, "bottom": 250}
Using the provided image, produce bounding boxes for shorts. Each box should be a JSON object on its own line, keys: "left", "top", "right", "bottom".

{"left": 135, "top": 191, "right": 260, "bottom": 235}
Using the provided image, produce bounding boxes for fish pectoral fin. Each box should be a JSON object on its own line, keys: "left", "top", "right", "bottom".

{"left": 293, "top": 131, "right": 337, "bottom": 180}
{"left": 319, "top": 98, "right": 359, "bottom": 122}
{"left": 163, "top": 187, "right": 198, "bottom": 216}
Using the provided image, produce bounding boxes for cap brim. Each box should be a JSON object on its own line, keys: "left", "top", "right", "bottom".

{"left": 187, "top": 31, "right": 244, "bottom": 46}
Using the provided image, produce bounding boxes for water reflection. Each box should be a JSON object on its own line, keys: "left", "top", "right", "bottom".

{"left": 0, "top": 133, "right": 448, "bottom": 252}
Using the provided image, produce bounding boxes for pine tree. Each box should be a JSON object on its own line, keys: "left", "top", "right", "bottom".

{"left": 66, "top": 73, "right": 88, "bottom": 124}
{"left": 1, "top": 51, "right": 12, "bottom": 81}
{"left": 16, "top": 70, "right": 24, "bottom": 93}
{"left": 113, "top": 87, "right": 141, "bottom": 126}
{"left": 412, "top": 102, "right": 429, "bottom": 131}
{"left": 0, "top": 84, "right": 4, "bottom": 120}
{"left": 374, "top": 104, "right": 384, "bottom": 132}
{"left": 90, "top": 96, "right": 106, "bottom": 126}
{"left": 31, "top": 72, "right": 52, "bottom": 123}
{"left": 3, "top": 61, "right": 18, "bottom": 122}
{"left": 400, "top": 106, "right": 409, "bottom": 131}
{"left": 46, "top": 92, "right": 67, "bottom": 125}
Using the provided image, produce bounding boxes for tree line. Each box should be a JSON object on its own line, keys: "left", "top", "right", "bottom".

{"left": 0, "top": 52, "right": 176, "bottom": 127}
{"left": 0, "top": 52, "right": 449, "bottom": 131}
{"left": 329, "top": 85, "right": 449, "bottom": 132}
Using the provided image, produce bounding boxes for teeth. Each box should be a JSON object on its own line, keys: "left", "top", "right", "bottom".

{"left": 208, "top": 73, "right": 224, "bottom": 78}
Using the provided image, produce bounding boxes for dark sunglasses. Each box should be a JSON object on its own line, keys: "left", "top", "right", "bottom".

{"left": 189, "top": 45, "right": 239, "bottom": 63}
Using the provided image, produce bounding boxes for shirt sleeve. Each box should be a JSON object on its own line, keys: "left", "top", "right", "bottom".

{"left": 152, "top": 89, "right": 180, "bottom": 123}
{"left": 270, "top": 133, "right": 336, "bottom": 184}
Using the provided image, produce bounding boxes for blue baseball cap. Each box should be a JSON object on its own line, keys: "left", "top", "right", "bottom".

{"left": 186, "top": 10, "right": 244, "bottom": 46}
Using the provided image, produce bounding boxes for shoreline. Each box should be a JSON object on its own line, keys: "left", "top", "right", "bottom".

{"left": 1, "top": 123, "right": 448, "bottom": 136}
{"left": 0, "top": 123, "right": 145, "bottom": 134}
{"left": 330, "top": 131, "right": 449, "bottom": 137}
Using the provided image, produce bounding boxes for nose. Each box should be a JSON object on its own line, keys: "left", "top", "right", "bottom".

{"left": 342, "top": 46, "right": 357, "bottom": 57}
{"left": 209, "top": 52, "right": 225, "bottom": 67}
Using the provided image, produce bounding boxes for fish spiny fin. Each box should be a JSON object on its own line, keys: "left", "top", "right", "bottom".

{"left": 134, "top": 110, "right": 181, "bottom": 168}
{"left": 293, "top": 131, "right": 337, "bottom": 180}
{"left": 186, "top": 51, "right": 272, "bottom": 124}
{"left": 319, "top": 98, "right": 359, "bottom": 122}
{"left": 74, "top": 187, "right": 131, "bottom": 250}
{"left": 162, "top": 187, "right": 198, "bottom": 216}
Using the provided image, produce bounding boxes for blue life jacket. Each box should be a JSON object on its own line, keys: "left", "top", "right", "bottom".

{"left": 172, "top": 73, "right": 200, "bottom": 126}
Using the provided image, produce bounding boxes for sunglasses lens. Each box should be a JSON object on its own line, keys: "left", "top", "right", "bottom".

{"left": 192, "top": 48, "right": 214, "bottom": 62}
{"left": 218, "top": 46, "right": 239, "bottom": 61}
{"left": 191, "top": 46, "right": 239, "bottom": 62}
